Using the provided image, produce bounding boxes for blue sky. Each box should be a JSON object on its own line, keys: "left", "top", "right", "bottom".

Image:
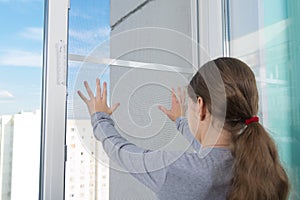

{"left": 0, "top": 0, "right": 110, "bottom": 115}
{"left": 0, "top": 0, "right": 44, "bottom": 115}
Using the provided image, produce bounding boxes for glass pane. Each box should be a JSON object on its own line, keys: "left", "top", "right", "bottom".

{"left": 0, "top": 1, "right": 44, "bottom": 199}
{"left": 229, "top": 0, "right": 300, "bottom": 198}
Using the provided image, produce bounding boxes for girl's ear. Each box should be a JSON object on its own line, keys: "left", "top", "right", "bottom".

{"left": 197, "top": 96, "right": 206, "bottom": 121}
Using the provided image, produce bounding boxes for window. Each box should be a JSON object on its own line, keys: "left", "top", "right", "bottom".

{"left": 0, "top": 1, "right": 44, "bottom": 199}
{"left": 39, "top": 0, "right": 299, "bottom": 199}
{"left": 228, "top": 0, "right": 300, "bottom": 198}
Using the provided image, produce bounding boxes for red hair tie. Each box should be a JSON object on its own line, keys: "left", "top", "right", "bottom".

{"left": 245, "top": 116, "right": 259, "bottom": 125}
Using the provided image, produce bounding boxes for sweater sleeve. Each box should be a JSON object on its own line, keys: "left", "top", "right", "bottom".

{"left": 91, "top": 112, "right": 167, "bottom": 193}
{"left": 175, "top": 116, "right": 201, "bottom": 151}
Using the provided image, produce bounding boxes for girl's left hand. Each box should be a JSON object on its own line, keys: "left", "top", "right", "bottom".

{"left": 77, "top": 78, "right": 120, "bottom": 116}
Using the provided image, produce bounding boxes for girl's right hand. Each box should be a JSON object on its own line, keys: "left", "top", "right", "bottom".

{"left": 158, "top": 87, "right": 186, "bottom": 121}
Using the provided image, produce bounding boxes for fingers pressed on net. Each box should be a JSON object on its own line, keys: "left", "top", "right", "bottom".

{"left": 171, "top": 88, "right": 178, "bottom": 103}
{"left": 111, "top": 103, "right": 120, "bottom": 112}
{"left": 159, "top": 105, "right": 170, "bottom": 115}
{"left": 180, "top": 87, "right": 186, "bottom": 103}
{"left": 178, "top": 87, "right": 182, "bottom": 102}
{"left": 96, "top": 78, "right": 101, "bottom": 99}
{"left": 77, "top": 90, "right": 88, "bottom": 103}
{"left": 84, "top": 81, "right": 95, "bottom": 99}
{"left": 102, "top": 81, "right": 107, "bottom": 101}
{"left": 171, "top": 88, "right": 175, "bottom": 97}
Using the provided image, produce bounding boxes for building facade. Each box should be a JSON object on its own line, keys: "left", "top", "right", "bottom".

{"left": 65, "top": 120, "right": 109, "bottom": 200}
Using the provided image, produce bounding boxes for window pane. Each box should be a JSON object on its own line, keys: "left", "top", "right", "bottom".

{"left": 229, "top": 0, "right": 300, "bottom": 198}
{"left": 0, "top": 1, "right": 44, "bottom": 199}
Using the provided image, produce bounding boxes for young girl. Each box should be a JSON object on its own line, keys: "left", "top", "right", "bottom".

{"left": 78, "top": 57, "right": 289, "bottom": 200}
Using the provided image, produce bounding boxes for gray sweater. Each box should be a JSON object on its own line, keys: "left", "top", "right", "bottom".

{"left": 91, "top": 112, "right": 234, "bottom": 200}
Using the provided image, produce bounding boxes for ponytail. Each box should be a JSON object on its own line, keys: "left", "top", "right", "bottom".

{"left": 228, "top": 122, "right": 290, "bottom": 200}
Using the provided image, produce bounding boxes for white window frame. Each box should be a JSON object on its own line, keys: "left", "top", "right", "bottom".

{"left": 40, "top": 0, "right": 69, "bottom": 199}
{"left": 198, "top": 0, "right": 225, "bottom": 63}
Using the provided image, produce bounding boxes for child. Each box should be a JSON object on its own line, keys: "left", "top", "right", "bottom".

{"left": 78, "top": 57, "right": 289, "bottom": 200}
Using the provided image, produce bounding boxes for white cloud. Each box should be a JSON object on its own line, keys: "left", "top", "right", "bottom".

{"left": 19, "top": 27, "right": 43, "bottom": 41}
{"left": 69, "top": 26, "right": 110, "bottom": 44}
{"left": 0, "top": 50, "right": 42, "bottom": 67}
{"left": 69, "top": 10, "right": 92, "bottom": 19}
{"left": 0, "top": 90, "right": 14, "bottom": 100}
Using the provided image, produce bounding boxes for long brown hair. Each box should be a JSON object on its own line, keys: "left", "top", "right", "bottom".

{"left": 188, "top": 57, "right": 290, "bottom": 200}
